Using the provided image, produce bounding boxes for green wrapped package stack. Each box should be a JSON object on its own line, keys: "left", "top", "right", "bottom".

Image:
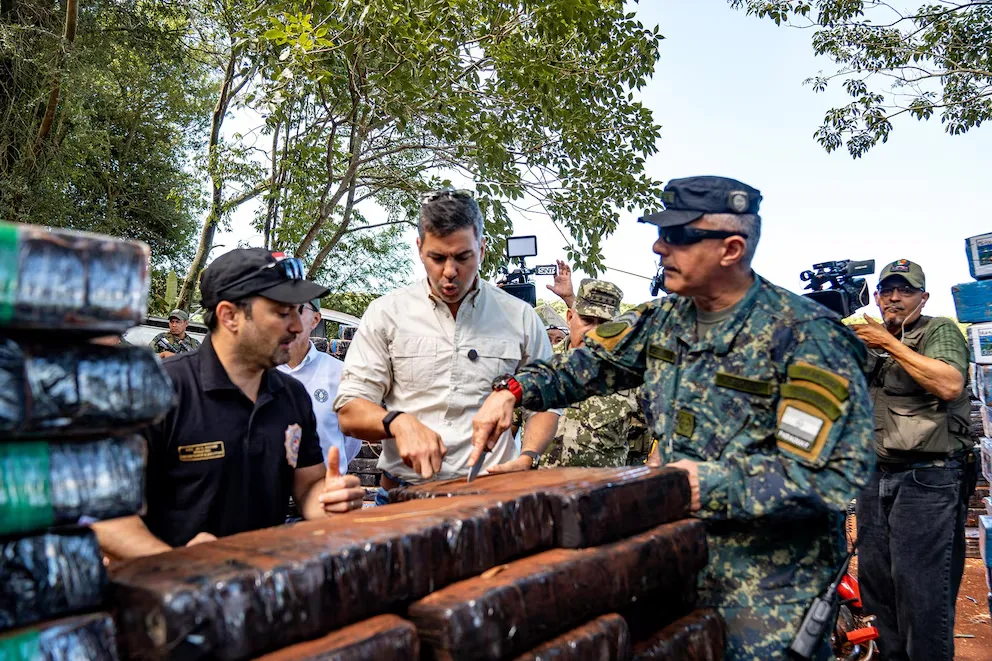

{"left": 0, "top": 613, "right": 118, "bottom": 660}
{"left": 0, "top": 436, "right": 146, "bottom": 537}
{"left": 0, "top": 221, "right": 150, "bottom": 333}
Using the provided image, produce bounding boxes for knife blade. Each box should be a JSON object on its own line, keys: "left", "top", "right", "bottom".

{"left": 467, "top": 449, "right": 488, "bottom": 483}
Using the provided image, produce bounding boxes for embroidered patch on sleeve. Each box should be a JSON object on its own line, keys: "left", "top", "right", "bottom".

{"left": 787, "top": 362, "right": 850, "bottom": 402}
{"left": 776, "top": 401, "right": 833, "bottom": 464}
{"left": 779, "top": 383, "right": 842, "bottom": 421}
{"left": 284, "top": 423, "right": 302, "bottom": 468}
{"left": 586, "top": 322, "right": 633, "bottom": 352}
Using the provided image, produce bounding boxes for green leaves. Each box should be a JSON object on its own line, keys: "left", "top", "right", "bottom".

{"left": 732, "top": 0, "right": 992, "bottom": 157}
{"left": 251, "top": 0, "right": 664, "bottom": 278}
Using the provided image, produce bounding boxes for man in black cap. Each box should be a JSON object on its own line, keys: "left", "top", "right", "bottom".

{"left": 471, "top": 176, "right": 875, "bottom": 659}
{"left": 94, "top": 249, "right": 365, "bottom": 559}
{"left": 853, "top": 260, "right": 975, "bottom": 661}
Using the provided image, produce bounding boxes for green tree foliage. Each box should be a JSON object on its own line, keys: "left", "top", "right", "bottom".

{"left": 254, "top": 0, "right": 664, "bottom": 278}
{"left": 1, "top": 0, "right": 214, "bottom": 268}
{"left": 731, "top": 1, "right": 992, "bottom": 157}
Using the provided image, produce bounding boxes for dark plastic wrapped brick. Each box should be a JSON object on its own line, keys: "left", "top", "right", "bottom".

{"left": 407, "top": 520, "right": 708, "bottom": 661}
{"left": 0, "top": 612, "right": 118, "bottom": 660}
{"left": 392, "top": 466, "right": 692, "bottom": 548}
{"left": 0, "top": 221, "right": 150, "bottom": 334}
{"left": 0, "top": 436, "right": 146, "bottom": 537}
{"left": 0, "top": 340, "right": 173, "bottom": 438}
{"left": 112, "top": 494, "right": 554, "bottom": 660}
{"left": 0, "top": 527, "right": 107, "bottom": 631}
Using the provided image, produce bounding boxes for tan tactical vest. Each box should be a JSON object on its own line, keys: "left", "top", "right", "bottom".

{"left": 868, "top": 316, "right": 971, "bottom": 461}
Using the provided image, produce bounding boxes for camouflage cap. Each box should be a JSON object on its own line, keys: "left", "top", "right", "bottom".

{"left": 878, "top": 259, "right": 925, "bottom": 291}
{"left": 574, "top": 279, "right": 623, "bottom": 320}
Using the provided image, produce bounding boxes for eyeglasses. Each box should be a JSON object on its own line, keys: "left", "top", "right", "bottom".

{"left": 657, "top": 225, "right": 748, "bottom": 246}
{"left": 297, "top": 302, "right": 319, "bottom": 315}
{"left": 877, "top": 285, "right": 922, "bottom": 298}
{"left": 420, "top": 188, "right": 474, "bottom": 205}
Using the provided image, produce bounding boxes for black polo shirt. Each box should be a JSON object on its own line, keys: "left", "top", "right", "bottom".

{"left": 142, "top": 335, "right": 323, "bottom": 547}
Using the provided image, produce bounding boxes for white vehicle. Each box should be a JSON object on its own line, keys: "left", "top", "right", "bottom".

{"left": 122, "top": 307, "right": 360, "bottom": 349}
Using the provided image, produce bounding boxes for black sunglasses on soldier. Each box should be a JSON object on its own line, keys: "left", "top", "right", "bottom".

{"left": 657, "top": 225, "right": 748, "bottom": 246}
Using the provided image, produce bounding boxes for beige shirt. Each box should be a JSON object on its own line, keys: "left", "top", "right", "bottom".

{"left": 334, "top": 278, "right": 557, "bottom": 483}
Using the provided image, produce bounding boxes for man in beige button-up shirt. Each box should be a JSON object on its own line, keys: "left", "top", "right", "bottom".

{"left": 334, "top": 189, "right": 559, "bottom": 500}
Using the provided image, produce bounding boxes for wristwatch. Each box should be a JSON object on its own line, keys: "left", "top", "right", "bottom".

{"left": 382, "top": 410, "right": 404, "bottom": 437}
{"left": 491, "top": 373, "right": 523, "bottom": 403}
{"left": 521, "top": 450, "right": 541, "bottom": 469}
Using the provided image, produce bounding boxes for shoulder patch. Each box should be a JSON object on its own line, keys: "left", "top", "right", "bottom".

{"left": 780, "top": 383, "right": 841, "bottom": 421}
{"left": 715, "top": 372, "right": 775, "bottom": 396}
{"left": 586, "top": 322, "right": 633, "bottom": 352}
{"left": 595, "top": 321, "right": 628, "bottom": 338}
{"left": 787, "top": 362, "right": 849, "bottom": 402}
{"left": 776, "top": 402, "right": 832, "bottom": 465}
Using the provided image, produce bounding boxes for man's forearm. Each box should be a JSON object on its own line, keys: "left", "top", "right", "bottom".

{"left": 92, "top": 515, "right": 171, "bottom": 560}
{"left": 887, "top": 341, "right": 965, "bottom": 401}
{"left": 299, "top": 477, "right": 327, "bottom": 520}
{"left": 521, "top": 411, "right": 560, "bottom": 455}
{"left": 337, "top": 398, "right": 390, "bottom": 440}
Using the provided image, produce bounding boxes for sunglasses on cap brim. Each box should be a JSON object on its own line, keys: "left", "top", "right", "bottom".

{"left": 657, "top": 225, "right": 748, "bottom": 246}
{"left": 222, "top": 256, "right": 306, "bottom": 292}
{"left": 419, "top": 188, "right": 474, "bottom": 205}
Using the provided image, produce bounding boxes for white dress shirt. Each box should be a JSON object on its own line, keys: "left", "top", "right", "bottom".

{"left": 333, "top": 278, "right": 557, "bottom": 483}
{"left": 278, "top": 341, "right": 360, "bottom": 474}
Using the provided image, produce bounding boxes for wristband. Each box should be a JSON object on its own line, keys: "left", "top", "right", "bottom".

{"left": 382, "top": 410, "right": 404, "bottom": 437}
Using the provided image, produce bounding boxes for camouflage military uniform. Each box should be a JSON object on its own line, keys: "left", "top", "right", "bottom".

{"left": 514, "top": 276, "right": 875, "bottom": 660}
{"left": 150, "top": 331, "right": 200, "bottom": 355}
{"left": 542, "top": 339, "right": 641, "bottom": 468}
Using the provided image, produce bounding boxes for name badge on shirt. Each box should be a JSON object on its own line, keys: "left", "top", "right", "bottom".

{"left": 178, "top": 441, "right": 225, "bottom": 462}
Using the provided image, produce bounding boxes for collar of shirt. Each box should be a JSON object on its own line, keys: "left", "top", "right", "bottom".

{"left": 670, "top": 273, "right": 763, "bottom": 355}
{"left": 281, "top": 341, "right": 318, "bottom": 374}
{"left": 423, "top": 276, "right": 483, "bottom": 309}
{"left": 198, "top": 333, "right": 284, "bottom": 397}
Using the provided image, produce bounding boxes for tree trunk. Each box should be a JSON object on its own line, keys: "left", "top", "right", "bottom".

{"left": 35, "top": 0, "right": 78, "bottom": 149}
{"left": 175, "top": 49, "right": 237, "bottom": 312}
{"left": 307, "top": 179, "right": 357, "bottom": 278}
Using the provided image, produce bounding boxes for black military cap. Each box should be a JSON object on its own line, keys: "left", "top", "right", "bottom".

{"left": 638, "top": 176, "right": 762, "bottom": 228}
{"left": 200, "top": 248, "right": 329, "bottom": 309}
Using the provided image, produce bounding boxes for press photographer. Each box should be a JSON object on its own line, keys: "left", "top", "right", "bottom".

{"left": 852, "top": 259, "right": 976, "bottom": 661}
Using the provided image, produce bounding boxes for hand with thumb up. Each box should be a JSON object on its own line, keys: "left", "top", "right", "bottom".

{"left": 318, "top": 447, "right": 365, "bottom": 515}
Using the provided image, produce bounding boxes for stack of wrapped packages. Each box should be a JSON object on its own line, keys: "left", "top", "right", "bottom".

{"left": 952, "top": 234, "right": 992, "bottom": 560}
{"left": 347, "top": 441, "right": 383, "bottom": 504}
{"left": 110, "top": 466, "right": 723, "bottom": 660}
{"left": 0, "top": 223, "right": 174, "bottom": 659}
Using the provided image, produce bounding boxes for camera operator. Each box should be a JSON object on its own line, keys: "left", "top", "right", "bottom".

{"left": 470, "top": 176, "right": 875, "bottom": 659}
{"left": 334, "top": 189, "right": 559, "bottom": 503}
{"left": 852, "top": 259, "right": 976, "bottom": 661}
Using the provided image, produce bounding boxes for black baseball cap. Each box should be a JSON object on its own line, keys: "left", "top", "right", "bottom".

{"left": 200, "top": 248, "right": 329, "bottom": 309}
{"left": 639, "top": 176, "right": 762, "bottom": 228}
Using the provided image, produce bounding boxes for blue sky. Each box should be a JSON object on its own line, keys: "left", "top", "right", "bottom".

{"left": 222, "top": 0, "right": 992, "bottom": 317}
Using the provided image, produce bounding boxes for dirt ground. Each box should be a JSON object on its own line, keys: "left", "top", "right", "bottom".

{"left": 955, "top": 558, "right": 992, "bottom": 660}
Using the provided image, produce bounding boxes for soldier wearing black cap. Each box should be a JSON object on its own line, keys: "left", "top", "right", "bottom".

{"left": 472, "top": 176, "right": 876, "bottom": 659}
{"left": 93, "top": 249, "right": 365, "bottom": 560}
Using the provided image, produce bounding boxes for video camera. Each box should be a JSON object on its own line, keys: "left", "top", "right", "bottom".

{"left": 495, "top": 235, "right": 558, "bottom": 307}
{"left": 800, "top": 259, "right": 875, "bottom": 318}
